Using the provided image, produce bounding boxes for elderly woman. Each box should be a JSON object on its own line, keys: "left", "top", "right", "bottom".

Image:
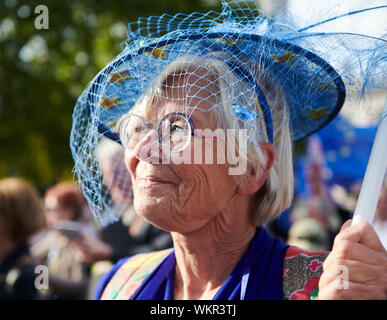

{"left": 71, "top": 1, "right": 387, "bottom": 300}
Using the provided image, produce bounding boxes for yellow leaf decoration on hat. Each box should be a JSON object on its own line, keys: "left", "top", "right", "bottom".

{"left": 271, "top": 51, "right": 299, "bottom": 65}
{"left": 100, "top": 97, "right": 123, "bottom": 109}
{"left": 106, "top": 120, "right": 118, "bottom": 128}
{"left": 145, "top": 45, "right": 169, "bottom": 59}
{"left": 312, "top": 76, "right": 335, "bottom": 94}
{"left": 109, "top": 72, "right": 133, "bottom": 85}
{"left": 306, "top": 106, "right": 328, "bottom": 121}
{"left": 215, "top": 38, "right": 245, "bottom": 46}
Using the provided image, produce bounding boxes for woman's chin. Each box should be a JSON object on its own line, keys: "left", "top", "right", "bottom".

{"left": 133, "top": 200, "right": 169, "bottom": 229}
{"left": 134, "top": 204, "right": 188, "bottom": 233}
{"left": 137, "top": 211, "right": 174, "bottom": 232}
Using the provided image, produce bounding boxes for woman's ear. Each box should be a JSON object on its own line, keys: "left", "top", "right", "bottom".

{"left": 238, "top": 143, "right": 275, "bottom": 196}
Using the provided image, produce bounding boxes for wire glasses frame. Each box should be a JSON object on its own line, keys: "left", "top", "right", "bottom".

{"left": 118, "top": 111, "right": 226, "bottom": 156}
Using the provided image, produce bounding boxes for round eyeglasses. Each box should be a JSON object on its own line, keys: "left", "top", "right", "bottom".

{"left": 119, "top": 112, "right": 197, "bottom": 155}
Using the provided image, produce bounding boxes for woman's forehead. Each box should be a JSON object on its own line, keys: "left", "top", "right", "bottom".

{"left": 143, "top": 70, "right": 219, "bottom": 123}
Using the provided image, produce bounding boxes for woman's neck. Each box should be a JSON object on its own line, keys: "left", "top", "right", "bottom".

{"left": 171, "top": 217, "right": 256, "bottom": 300}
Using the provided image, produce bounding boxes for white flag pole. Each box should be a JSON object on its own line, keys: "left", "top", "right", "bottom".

{"left": 352, "top": 97, "right": 387, "bottom": 225}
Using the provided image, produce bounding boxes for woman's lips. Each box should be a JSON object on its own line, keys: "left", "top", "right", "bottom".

{"left": 138, "top": 176, "right": 175, "bottom": 187}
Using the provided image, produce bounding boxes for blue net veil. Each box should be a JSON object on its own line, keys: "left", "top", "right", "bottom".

{"left": 70, "top": 0, "right": 387, "bottom": 225}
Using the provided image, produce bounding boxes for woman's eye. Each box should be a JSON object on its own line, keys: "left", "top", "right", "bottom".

{"left": 134, "top": 125, "right": 143, "bottom": 133}
{"left": 170, "top": 124, "right": 182, "bottom": 131}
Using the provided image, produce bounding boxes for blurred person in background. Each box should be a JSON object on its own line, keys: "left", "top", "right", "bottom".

{"left": 287, "top": 218, "right": 330, "bottom": 252}
{"left": 0, "top": 177, "right": 45, "bottom": 300}
{"left": 30, "top": 181, "right": 94, "bottom": 299}
{"left": 289, "top": 137, "right": 342, "bottom": 249}
{"left": 304, "top": 137, "right": 341, "bottom": 239}
{"left": 289, "top": 197, "right": 340, "bottom": 250}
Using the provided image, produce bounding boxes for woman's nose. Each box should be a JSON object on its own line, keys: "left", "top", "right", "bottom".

{"left": 134, "top": 129, "right": 163, "bottom": 163}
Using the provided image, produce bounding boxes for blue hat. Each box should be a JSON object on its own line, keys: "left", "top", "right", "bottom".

{"left": 71, "top": 0, "right": 386, "bottom": 224}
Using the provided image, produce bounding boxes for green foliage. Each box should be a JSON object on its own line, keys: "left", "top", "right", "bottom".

{"left": 0, "top": 0, "right": 220, "bottom": 187}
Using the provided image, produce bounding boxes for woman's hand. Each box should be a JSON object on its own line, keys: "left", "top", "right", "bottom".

{"left": 318, "top": 220, "right": 387, "bottom": 299}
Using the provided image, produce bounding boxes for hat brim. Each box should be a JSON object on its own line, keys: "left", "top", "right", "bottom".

{"left": 87, "top": 32, "right": 346, "bottom": 144}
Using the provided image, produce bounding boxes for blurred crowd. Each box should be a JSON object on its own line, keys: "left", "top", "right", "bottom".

{"left": 0, "top": 177, "right": 173, "bottom": 300}
{"left": 267, "top": 137, "right": 387, "bottom": 254}
{"left": 0, "top": 142, "right": 386, "bottom": 299}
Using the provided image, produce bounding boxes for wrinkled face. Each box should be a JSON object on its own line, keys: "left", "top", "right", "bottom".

{"left": 124, "top": 72, "right": 240, "bottom": 232}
